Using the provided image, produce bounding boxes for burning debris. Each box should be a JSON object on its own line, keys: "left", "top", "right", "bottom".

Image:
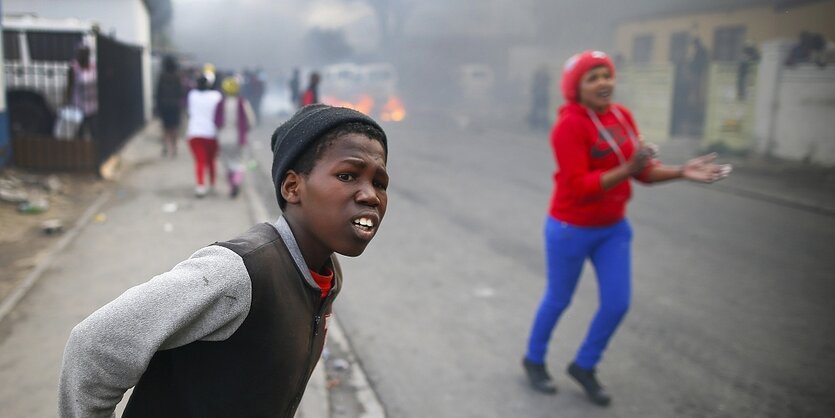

{"left": 320, "top": 62, "right": 406, "bottom": 121}
{"left": 323, "top": 94, "right": 406, "bottom": 122}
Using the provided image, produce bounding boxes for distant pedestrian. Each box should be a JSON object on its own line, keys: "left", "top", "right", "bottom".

{"left": 289, "top": 68, "right": 301, "bottom": 108}
{"left": 522, "top": 50, "right": 732, "bottom": 406}
{"left": 785, "top": 31, "right": 827, "bottom": 68}
{"left": 59, "top": 104, "right": 390, "bottom": 417}
{"left": 737, "top": 43, "right": 760, "bottom": 100}
{"left": 248, "top": 69, "right": 265, "bottom": 122}
{"left": 301, "top": 71, "right": 321, "bottom": 106}
{"left": 156, "top": 55, "right": 184, "bottom": 157}
{"left": 186, "top": 75, "right": 223, "bottom": 197}
{"left": 64, "top": 44, "right": 98, "bottom": 140}
{"left": 686, "top": 38, "right": 709, "bottom": 134}
{"left": 217, "top": 75, "right": 256, "bottom": 198}
{"left": 203, "top": 63, "right": 218, "bottom": 89}
{"left": 528, "top": 66, "right": 551, "bottom": 131}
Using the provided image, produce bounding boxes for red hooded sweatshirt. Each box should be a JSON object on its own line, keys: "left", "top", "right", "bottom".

{"left": 548, "top": 102, "right": 655, "bottom": 226}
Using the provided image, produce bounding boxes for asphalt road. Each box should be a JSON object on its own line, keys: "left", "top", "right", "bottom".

{"left": 250, "top": 113, "right": 835, "bottom": 418}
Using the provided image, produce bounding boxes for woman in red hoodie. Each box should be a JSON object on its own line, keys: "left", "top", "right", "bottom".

{"left": 522, "top": 51, "right": 731, "bottom": 406}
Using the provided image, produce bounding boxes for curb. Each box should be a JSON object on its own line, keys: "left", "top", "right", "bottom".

{"left": 327, "top": 316, "right": 387, "bottom": 418}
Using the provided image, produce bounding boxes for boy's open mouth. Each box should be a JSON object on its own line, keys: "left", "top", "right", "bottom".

{"left": 352, "top": 216, "right": 375, "bottom": 231}
{"left": 351, "top": 215, "right": 379, "bottom": 240}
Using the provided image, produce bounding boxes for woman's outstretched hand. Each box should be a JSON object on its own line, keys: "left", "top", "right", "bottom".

{"left": 682, "top": 153, "right": 733, "bottom": 183}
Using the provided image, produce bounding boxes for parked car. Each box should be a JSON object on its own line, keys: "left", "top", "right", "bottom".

{"left": 3, "top": 14, "right": 97, "bottom": 137}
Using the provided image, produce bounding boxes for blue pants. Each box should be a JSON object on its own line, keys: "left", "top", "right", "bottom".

{"left": 525, "top": 217, "right": 632, "bottom": 370}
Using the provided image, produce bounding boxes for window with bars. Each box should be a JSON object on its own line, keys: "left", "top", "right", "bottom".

{"left": 3, "top": 31, "right": 22, "bottom": 60}
{"left": 26, "top": 31, "right": 83, "bottom": 62}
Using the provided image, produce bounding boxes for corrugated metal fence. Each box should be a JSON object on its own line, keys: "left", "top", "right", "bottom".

{"left": 95, "top": 34, "right": 144, "bottom": 166}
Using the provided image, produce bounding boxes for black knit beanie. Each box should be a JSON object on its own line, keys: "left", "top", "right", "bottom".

{"left": 270, "top": 104, "right": 388, "bottom": 207}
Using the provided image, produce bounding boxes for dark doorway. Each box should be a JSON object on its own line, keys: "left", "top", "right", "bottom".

{"left": 670, "top": 31, "right": 691, "bottom": 137}
{"left": 671, "top": 34, "right": 709, "bottom": 138}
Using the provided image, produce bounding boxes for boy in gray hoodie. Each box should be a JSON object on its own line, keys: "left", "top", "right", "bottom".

{"left": 59, "top": 104, "right": 389, "bottom": 418}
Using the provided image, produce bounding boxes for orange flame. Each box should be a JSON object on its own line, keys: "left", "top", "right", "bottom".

{"left": 322, "top": 94, "right": 406, "bottom": 122}
{"left": 323, "top": 94, "right": 375, "bottom": 116}
{"left": 380, "top": 96, "right": 406, "bottom": 122}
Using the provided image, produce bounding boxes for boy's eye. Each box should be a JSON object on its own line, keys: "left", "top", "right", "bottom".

{"left": 374, "top": 180, "right": 388, "bottom": 190}
{"left": 336, "top": 173, "right": 355, "bottom": 181}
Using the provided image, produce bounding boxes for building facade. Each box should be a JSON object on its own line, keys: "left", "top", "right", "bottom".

{"left": 613, "top": 0, "right": 835, "bottom": 65}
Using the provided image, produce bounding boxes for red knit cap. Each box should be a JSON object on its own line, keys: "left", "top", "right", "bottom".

{"left": 560, "top": 50, "right": 616, "bottom": 103}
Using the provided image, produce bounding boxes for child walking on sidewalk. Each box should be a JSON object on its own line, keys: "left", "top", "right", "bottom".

{"left": 217, "top": 75, "right": 256, "bottom": 198}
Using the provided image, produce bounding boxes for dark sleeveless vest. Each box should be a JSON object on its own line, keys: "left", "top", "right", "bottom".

{"left": 122, "top": 222, "right": 341, "bottom": 418}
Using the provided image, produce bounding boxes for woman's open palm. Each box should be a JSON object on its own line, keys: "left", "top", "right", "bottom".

{"left": 683, "top": 153, "right": 733, "bottom": 183}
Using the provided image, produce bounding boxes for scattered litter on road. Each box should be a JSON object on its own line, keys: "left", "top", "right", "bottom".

{"left": 44, "top": 176, "right": 63, "bottom": 193}
{"left": 162, "top": 202, "right": 178, "bottom": 213}
{"left": 41, "top": 219, "right": 64, "bottom": 235}
{"left": 0, "top": 188, "right": 29, "bottom": 204}
{"left": 332, "top": 358, "right": 350, "bottom": 372}
{"left": 474, "top": 286, "right": 496, "bottom": 298}
{"left": 94, "top": 213, "right": 107, "bottom": 223}
{"left": 163, "top": 222, "right": 174, "bottom": 233}
{"left": 326, "top": 377, "right": 342, "bottom": 389}
{"left": 18, "top": 199, "right": 49, "bottom": 214}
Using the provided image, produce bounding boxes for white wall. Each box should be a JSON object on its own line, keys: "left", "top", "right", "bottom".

{"left": 617, "top": 63, "right": 676, "bottom": 144}
{"left": 773, "top": 67, "right": 835, "bottom": 165}
{"left": 754, "top": 41, "right": 835, "bottom": 166}
{"left": 4, "top": 0, "right": 152, "bottom": 121}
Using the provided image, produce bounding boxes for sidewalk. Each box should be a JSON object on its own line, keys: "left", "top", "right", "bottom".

{"left": 0, "top": 122, "right": 334, "bottom": 417}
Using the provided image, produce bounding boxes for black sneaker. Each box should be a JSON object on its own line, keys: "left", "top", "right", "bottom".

{"left": 567, "top": 362, "right": 611, "bottom": 406}
{"left": 522, "top": 358, "right": 557, "bottom": 394}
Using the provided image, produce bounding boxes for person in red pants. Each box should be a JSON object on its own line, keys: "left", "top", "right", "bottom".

{"left": 186, "top": 75, "right": 223, "bottom": 197}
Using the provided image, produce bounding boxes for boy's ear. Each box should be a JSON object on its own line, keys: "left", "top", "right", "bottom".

{"left": 281, "top": 170, "right": 303, "bottom": 204}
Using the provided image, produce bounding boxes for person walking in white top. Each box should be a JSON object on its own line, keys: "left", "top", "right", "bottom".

{"left": 186, "top": 75, "right": 223, "bottom": 197}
